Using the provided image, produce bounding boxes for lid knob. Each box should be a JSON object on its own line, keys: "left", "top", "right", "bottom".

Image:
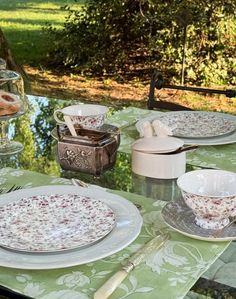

{"left": 139, "top": 120, "right": 153, "bottom": 138}
{"left": 152, "top": 120, "right": 173, "bottom": 137}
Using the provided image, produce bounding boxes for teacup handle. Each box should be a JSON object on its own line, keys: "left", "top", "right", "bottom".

{"left": 54, "top": 109, "right": 66, "bottom": 124}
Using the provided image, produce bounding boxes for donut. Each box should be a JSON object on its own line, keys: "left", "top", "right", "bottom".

{"left": 0, "top": 90, "right": 21, "bottom": 116}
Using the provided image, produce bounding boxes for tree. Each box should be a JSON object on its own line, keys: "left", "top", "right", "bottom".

{"left": 45, "top": 0, "right": 236, "bottom": 85}
{"left": 0, "top": 28, "right": 31, "bottom": 92}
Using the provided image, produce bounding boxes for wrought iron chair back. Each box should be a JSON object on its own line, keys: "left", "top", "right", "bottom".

{"left": 147, "top": 70, "right": 236, "bottom": 111}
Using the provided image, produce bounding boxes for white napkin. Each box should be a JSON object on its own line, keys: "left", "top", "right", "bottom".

{"left": 138, "top": 121, "right": 153, "bottom": 138}
{"left": 152, "top": 120, "right": 173, "bottom": 137}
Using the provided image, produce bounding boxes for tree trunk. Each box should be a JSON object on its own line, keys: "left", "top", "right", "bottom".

{"left": 0, "top": 28, "right": 31, "bottom": 93}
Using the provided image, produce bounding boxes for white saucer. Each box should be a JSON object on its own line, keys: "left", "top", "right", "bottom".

{"left": 161, "top": 198, "right": 236, "bottom": 242}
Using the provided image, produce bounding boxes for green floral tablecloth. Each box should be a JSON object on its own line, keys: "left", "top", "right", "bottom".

{"left": 108, "top": 107, "right": 236, "bottom": 172}
{"left": 0, "top": 168, "right": 230, "bottom": 299}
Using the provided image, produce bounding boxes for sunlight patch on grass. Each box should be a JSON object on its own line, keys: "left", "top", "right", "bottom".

{"left": 26, "top": 1, "right": 84, "bottom": 9}
{"left": 0, "top": 0, "right": 82, "bottom": 64}
{"left": 0, "top": 8, "right": 74, "bottom": 29}
{"left": 179, "top": 93, "right": 236, "bottom": 115}
{"left": 0, "top": 22, "right": 56, "bottom": 31}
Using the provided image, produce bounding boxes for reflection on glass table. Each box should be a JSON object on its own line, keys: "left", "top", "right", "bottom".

{"left": 0, "top": 94, "right": 235, "bottom": 199}
{"left": 0, "top": 95, "right": 133, "bottom": 194}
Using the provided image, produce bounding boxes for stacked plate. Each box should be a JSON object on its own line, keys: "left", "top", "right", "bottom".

{"left": 136, "top": 111, "right": 236, "bottom": 145}
{"left": 0, "top": 185, "right": 142, "bottom": 269}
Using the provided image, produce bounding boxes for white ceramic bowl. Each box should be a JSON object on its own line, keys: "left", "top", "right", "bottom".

{"left": 54, "top": 104, "right": 108, "bottom": 129}
{"left": 131, "top": 136, "right": 186, "bottom": 179}
{"left": 177, "top": 170, "right": 236, "bottom": 229}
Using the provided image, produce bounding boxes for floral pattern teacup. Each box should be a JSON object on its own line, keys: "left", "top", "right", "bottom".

{"left": 54, "top": 104, "right": 108, "bottom": 129}
{"left": 177, "top": 170, "right": 236, "bottom": 230}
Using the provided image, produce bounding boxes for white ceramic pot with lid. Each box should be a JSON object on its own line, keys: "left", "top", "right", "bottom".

{"left": 131, "top": 136, "right": 186, "bottom": 179}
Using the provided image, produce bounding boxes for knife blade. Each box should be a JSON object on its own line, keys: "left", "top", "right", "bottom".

{"left": 93, "top": 233, "right": 169, "bottom": 299}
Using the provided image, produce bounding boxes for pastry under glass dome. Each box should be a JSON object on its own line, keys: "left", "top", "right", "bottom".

{"left": 0, "top": 69, "right": 28, "bottom": 155}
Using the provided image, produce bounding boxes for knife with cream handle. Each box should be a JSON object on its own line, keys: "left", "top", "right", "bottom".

{"left": 94, "top": 233, "right": 169, "bottom": 299}
{"left": 64, "top": 115, "right": 77, "bottom": 137}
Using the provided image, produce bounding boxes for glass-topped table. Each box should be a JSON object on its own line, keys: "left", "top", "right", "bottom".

{"left": 0, "top": 95, "right": 236, "bottom": 299}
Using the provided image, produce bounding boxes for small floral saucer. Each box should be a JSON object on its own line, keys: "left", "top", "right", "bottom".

{"left": 161, "top": 198, "right": 236, "bottom": 242}
{"left": 0, "top": 193, "right": 116, "bottom": 253}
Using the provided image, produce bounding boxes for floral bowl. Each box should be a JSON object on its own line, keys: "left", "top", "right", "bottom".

{"left": 54, "top": 104, "right": 108, "bottom": 129}
{"left": 177, "top": 170, "right": 236, "bottom": 229}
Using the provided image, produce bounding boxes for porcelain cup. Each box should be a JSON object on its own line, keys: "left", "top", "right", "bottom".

{"left": 177, "top": 170, "right": 236, "bottom": 230}
{"left": 54, "top": 104, "right": 108, "bottom": 129}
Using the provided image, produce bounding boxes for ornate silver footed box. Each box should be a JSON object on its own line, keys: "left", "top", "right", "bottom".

{"left": 52, "top": 124, "right": 120, "bottom": 175}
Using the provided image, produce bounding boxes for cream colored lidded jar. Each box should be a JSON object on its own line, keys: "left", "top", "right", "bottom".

{"left": 131, "top": 136, "right": 186, "bottom": 179}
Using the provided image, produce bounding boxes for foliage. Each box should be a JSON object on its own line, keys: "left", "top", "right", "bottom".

{"left": 12, "top": 99, "right": 61, "bottom": 176}
{"left": 45, "top": 0, "right": 236, "bottom": 86}
{"left": 45, "top": 0, "right": 146, "bottom": 74}
{"left": 103, "top": 153, "right": 132, "bottom": 191}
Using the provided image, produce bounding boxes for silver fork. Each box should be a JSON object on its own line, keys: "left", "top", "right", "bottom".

{"left": 0, "top": 185, "right": 22, "bottom": 194}
{"left": 6, "top": 185, "right": 22, "bottom": 193}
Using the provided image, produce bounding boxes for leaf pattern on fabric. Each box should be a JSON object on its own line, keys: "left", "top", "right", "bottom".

{"left": 146, "top": 241, "right": 209, "bottom": 286}
{"left": 117, "top": 275, "right": 153, "bottom": 298}
{"left": 23, "top": 282, "right": 45, "bottom": 297}
{"left": 56, "top": 271, "right": 90, "bottom": 288}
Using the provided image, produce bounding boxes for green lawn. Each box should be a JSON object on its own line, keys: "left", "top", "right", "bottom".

{"left": 0, "top": 0, "right": 83, "bottom": 65}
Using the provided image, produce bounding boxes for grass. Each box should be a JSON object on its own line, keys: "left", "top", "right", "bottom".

{"left": 0, "top": 0, "right": 83, "bottom": 65}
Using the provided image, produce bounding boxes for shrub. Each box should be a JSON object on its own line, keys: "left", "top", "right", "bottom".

{"left": 45, "top": 0, "right": 236, "bottom": 85}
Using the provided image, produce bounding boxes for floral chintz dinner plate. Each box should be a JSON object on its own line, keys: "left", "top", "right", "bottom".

{"left": 157, "top": 111, "right": 236, "bottom": 138}
{"left": 0, "top": 193, "right": 116, "bottom": 253}
{"left": 0, "top": 185, "right": 142, "bottom": 269}
{"left": 162, "top": 198, "right": 236, "bottom": 242}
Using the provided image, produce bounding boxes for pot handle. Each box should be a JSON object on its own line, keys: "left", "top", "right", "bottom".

{"left": 162, "top": 144, "right": 198, "bottom": 155}
{"left": 176, "top": 144, "right": 198, "bottom": 154}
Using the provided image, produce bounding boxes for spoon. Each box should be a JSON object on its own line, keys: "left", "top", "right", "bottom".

{"left": 212, "top": 216, "right": 236, "bottom": 238}
{"left": 64, "top": 115, "right": 77, "bottom": 137}
{"left": 162, "top": 144, "right": 198, "bottom": 155}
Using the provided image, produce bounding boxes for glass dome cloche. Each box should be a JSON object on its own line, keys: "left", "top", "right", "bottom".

{"left": 0, "top": 69, "right": 29, "bottom": 155}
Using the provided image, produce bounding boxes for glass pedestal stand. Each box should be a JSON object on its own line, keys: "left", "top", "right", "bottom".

{"left": 0, "top": 116, "right": 24, "bottom": 156}
{"left": 0, "top": 69, "right": 28, "bottom": 156}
